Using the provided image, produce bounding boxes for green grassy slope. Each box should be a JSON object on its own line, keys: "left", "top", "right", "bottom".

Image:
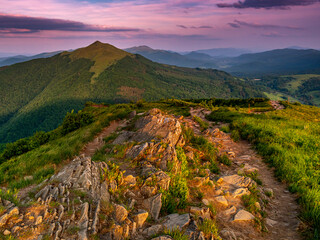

{"left": 0, "top": 42, "right": 265, "bottom": 144}
{"left": 252, "top": 74, "right": 320, "bottom": 106}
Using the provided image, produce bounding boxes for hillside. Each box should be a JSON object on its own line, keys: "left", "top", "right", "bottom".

{"left": 0, "top": 99, "right": 318, "bottom": 239}
{"left": 251, "top": 74, "right": 320, "bottom": 106}
{"left": 0, "top": 41, "right": 263, "bottom": 144}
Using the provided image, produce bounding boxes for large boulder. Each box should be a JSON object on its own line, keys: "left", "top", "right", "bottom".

{"left": 163, "top": 213, "right": 190, "bottom": 231}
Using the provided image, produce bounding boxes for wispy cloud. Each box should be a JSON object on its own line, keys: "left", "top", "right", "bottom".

{"left": 217, "top": 0, "right": 319, "bottom": 9}
{"left": 176, "top": 25, "right": 213, "bottom": 29}
{"left": 0, "top": 14, "right": 140, "bottom": 34}
{"left": 228, "top": 20, "right": 302, "bottom": 30}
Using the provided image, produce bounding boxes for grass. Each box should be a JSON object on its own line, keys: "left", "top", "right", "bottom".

{"left": 0, "top": 188, "right": 19, "bottom": 205}
{"left": 209, "top": 102, "right": 320, "bottom": 238}
{"left": 198, "top": 218, "right": 221, "bottom": 239}
{"left": 193, "top": 115, "right": 209, "bottom": 131}
{"left": 160, "top": 228, "right": 189, "bottom": 240}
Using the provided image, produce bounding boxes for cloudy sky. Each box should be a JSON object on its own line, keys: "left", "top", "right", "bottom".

{"left": 0, "top": 0, "right": 319, "bottom": 54}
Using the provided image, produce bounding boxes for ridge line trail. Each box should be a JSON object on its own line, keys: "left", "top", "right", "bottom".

{"left": 189, "top": 105, "right": 302, "bottom": 240}
{"left": 81, "top": 120, "right": 126, "bottom": 157}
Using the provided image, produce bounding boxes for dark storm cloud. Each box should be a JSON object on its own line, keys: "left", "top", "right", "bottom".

{"left": 0, "top": 14, "right": 140, "bottom": 33}
{"left": 217, "top": 0, "right": 319, "bottom": 9}
{"left": 228, "top": 20, "right": 302, "bottom": 30}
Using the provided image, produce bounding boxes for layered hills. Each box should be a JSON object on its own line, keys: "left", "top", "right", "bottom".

{"left": 0, "top": 41, "right": 263, "bottom": 144}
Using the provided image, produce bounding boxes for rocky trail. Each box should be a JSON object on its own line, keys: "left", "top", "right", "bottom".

{"left": 81, "top": 120, "right": 127, "bottom": 157}
{"left": 0, "top": 105, "right": 303, "bottom": 240}
{"left": 188, "top": 107, "right": 302, "bottom": 240}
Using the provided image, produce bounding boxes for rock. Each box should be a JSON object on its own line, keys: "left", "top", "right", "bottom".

{"left": 0, "top": 214, "right": 9, "bottom": 227}
{"left": 126, "top": 143, "right": 148, "bottom": 160}
{"left": 24, "top": 175, "right": 33, "bottom": 181}
{"left": 255, "top": 202, "right": 261, "bottom": 210}
{"left": 142, "top": 224, "right": 163, "bottom": 237}
{"left": 54, "top": 223, "right": 62, "bottom": 240}
{"left": 12, "top": 226, "right": 21, "bottom": 233}
{"left": 3, "top": 230, "right": 11, "bottom": 236}
{"left": 163, "top": 213, "right": 190, "bottom": 231}
{"left": 264, "top": 188, "right": 274, "bottom": 197}
{"left": 141, "top": 185, "right": 157, "bottom": 198}
{"left": 219, "top": 175, "right": 253, "bottom": 188}
{"left": 193, "top": 177, "right": 209, "bottom": 187}
{"left": 92, "top": 201, "right": 100, "bottom": 234}
{"left": 128, "top": 110, "right": 137, "bottom": 119}
{"left": 266, "top": 218, "right": 278, "bottom": 227}
{"left": 185, "top": 151, "right": 194, "bottom": 160}
{"left": 202, "top": 199, "right": 210, "bottom": 206}
{"left": 223, "top": 206, "right": 237, "bottom": 217}
{"left": 189, "top": 231, "right": 205, "bottom": 240}
{"left": 215, "top": 196, "right": 228, "bottom": 207}
{"left": 152, "top": 236, "right": 173, "bottom": 240}
{"left": 133, "top": 109, "right": 182, "bottom": 145}
{"left": 78, "top": 202, "right": 89, "bottom": 240}
{"left": 190, "top": 207, "right": 211, "bottom": 219}
{"left": 154, "top": 171, "right": 171, "bottom": 190}
{"left": 113, "top": 131, "right": 134, "bottom": 145}
{"left": 142, "top": 193, "right": 162, "bottom": 220}
{"left": 48, "top": 222, "right": 56, "bottom": 237}
{"left": 232, "top": 188, "right": 249, "bottom": 198}
{"left": 35, "top": 216, "right": 43, "bottom": 225}
{"left": 233, "top": 210, "right": 255, "bottom": 222}
{"left": 220, "top": 229, "right": 237, "bottom": 240}
{"left": 111, "top": 224, "right": 123, "bottom": 240}
{"left": 134, "top": 209, "right": 149, "bottom": 228}
{"left": 0, "top": 207, "right": 19, "bottom": 227}
{"left": 123, "top": 175, "right": 136, "bottom": 187}
{"left": 114, "top": 204, "right": 128, "bottom": 223}
{"left": 100, "top": 181, "right": 110, "bottom": 203}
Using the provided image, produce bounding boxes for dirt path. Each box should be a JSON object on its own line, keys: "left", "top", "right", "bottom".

{"left": 81, "top": 120, "right": 126, "bottom": 157}
{"left": 189, "top": 107, "right": 302, "bottom": 240}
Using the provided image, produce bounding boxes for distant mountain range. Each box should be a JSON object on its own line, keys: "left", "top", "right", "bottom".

{"left": 0, "top": 41, "right": 263, "bottom": 144}
{"left": 125, "top": 46, "right": 218, "bottom": 68}
{"left": 0, "top": 51, "right": 63, "bottom": 67}
{"left": 126, "top": 46, "right": 320, "bottom": 76}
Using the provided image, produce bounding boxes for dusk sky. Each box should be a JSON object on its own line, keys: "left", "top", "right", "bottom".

{"left": 1, "top": 0, "right": 320, "bottom": 54}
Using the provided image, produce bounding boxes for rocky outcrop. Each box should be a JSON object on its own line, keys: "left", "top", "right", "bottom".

{"left": 0, "top": 108, "right": 274, "bottom": 240}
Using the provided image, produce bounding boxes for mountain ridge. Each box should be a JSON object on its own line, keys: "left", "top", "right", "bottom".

{"left": 0, "top": 41, "right": 263, "bottom": 144}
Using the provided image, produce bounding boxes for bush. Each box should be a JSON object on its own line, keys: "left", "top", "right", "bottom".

{"left": 61, "top": 110, "right": 94, "bottom": 135}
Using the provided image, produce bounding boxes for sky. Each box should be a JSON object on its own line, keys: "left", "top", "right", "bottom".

{"left": 0, "top": 0, "right": 319, "bottom": 54}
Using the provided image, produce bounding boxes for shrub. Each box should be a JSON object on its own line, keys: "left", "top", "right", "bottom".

{"left": 61, "top": 110, "right": 94, "bottom": 135}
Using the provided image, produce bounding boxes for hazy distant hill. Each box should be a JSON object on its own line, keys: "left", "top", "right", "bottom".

{"left": 193, "top": 48, "right": 251, "bottom": 57}
{"left": 0, "top": 41, "right": 263, "bottom": 144}
{"left": 223, "top": 49, "right": 320, "bottom": 76}
{"left": 125, "top": 46, "right": 218, "bottom": 68}
{"left": 0, "top": 51, "right": 63, "bottom": 67}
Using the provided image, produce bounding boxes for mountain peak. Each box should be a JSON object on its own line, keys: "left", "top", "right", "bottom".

{"left": 66, "top": 41, "right": 131, "bottom": 83}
